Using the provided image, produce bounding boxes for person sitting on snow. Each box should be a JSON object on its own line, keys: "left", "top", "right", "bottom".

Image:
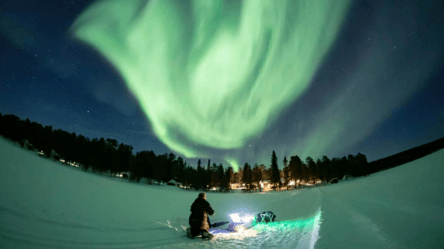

{"left": 187, "top": 192, "right": 215, "bottom": 239}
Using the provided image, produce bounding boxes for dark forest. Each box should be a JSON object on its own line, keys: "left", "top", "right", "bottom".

{"left": 1, "top": 113, "right": 442, "bottom": 192}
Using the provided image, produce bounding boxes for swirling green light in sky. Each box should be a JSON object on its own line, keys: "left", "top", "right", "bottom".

{"left": 72, "top": 0, "right": 351, "bottom": 167}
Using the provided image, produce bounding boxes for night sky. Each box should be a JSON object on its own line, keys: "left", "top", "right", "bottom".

{"left": 1, "top": 0, "right": 443, "bottom": 171}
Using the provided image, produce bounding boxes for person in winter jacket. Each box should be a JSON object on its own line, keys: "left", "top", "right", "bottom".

{"left": 187, "top": 192, "right": 215, "bottom": 239}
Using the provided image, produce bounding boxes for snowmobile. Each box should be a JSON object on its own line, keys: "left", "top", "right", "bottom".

{"left": 187, "top": 211, "right": 276, "bottom": 240}
{"left": 212, "top": 211, "right": 275, "bottom": 232}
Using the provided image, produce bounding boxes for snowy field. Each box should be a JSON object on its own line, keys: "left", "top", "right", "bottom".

{"left": 1, "top": 137, "right": 443, "bottom": 249}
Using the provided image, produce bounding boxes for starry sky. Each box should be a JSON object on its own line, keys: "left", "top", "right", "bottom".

{"left": 1, "top": 0, "right": 443, "bottom": 171}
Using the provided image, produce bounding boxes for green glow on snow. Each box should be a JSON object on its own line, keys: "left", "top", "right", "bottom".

{"left": 72, "top": 0, "right": 351, "bottom": 162}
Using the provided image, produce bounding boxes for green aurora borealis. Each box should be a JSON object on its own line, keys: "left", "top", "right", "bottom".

{"left": 72, "top": 0, "right": 352, "bottom": 170}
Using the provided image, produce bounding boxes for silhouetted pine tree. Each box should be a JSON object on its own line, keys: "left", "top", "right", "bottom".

{"left": 289, "top": 155, "right": 302, "bottom": 185}
{"left": 237, "top": 167, "right": 243, "bottom": 185}
{"left": 310, "top": 158, "right": 319, "bottom": 183}
{"left": 252, "top": 163, "right": 262, "bottom": 191}
{"left": 316, "top": 159, "right": 324, "bottom": 182}
{"left": 217, "top": 164, "right": 227, "bottom": 192}
{"left": 283, "top": 163, "right": 291, "bottom": 188}
{"left": 270, "top": 151, "right": 280, "bottom": 189}
{"left": 225, "top": 167, "right": 234, "bottom": 192}
{"left": 242, "top": 163, "right": 252, "bottom": 191}
{"left": 355, "top": 153, "right": 368, "bottom": 176}
{"left": 321, "top": 156, "right": 331, "bottom": 181}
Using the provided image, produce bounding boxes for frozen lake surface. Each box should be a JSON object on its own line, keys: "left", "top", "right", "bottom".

{"left": 0, "top": 138, "right": 443, "bottom": 248}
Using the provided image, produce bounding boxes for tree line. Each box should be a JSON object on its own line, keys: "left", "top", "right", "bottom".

{"left": 1, "top": 112, "right": 410, "bottom": 192}
{"left": 0, "top": 113, "right": 234, "bottom": 190}
{"left": 235, "top": 150, "right": 369, "bottom": 191}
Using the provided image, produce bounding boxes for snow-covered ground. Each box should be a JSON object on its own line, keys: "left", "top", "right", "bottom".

{"left": 0, "top": 137, "right": 443, "bottom": 249}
